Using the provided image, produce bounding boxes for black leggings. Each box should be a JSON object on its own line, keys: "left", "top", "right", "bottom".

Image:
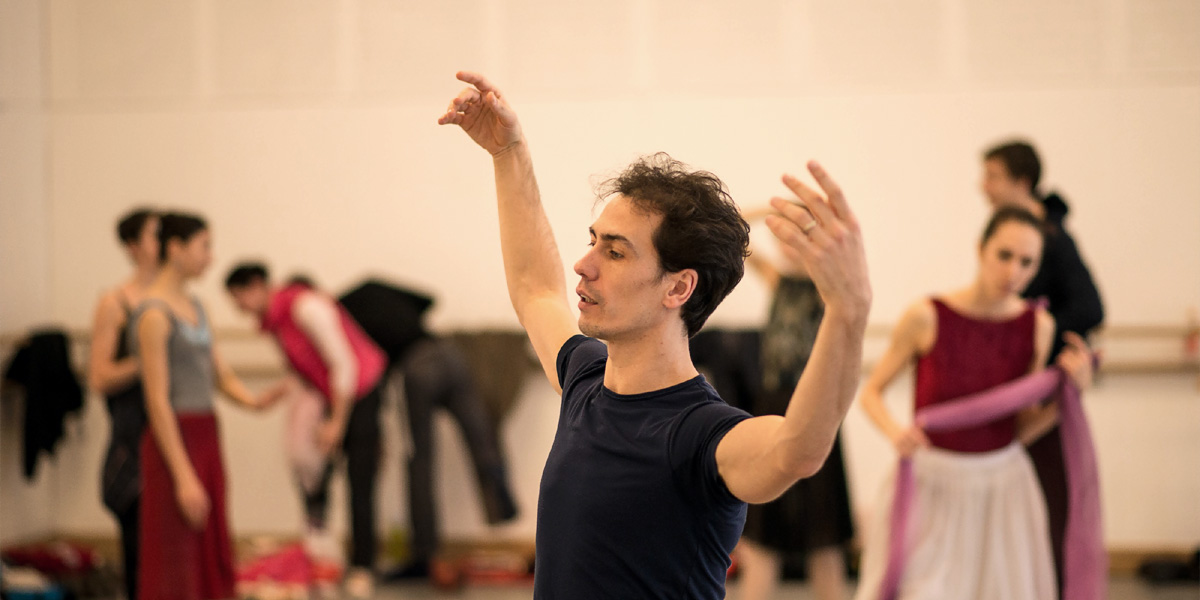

{"left": 302, "top": 387, "right": 383, "bottom": 569}
{"left": 115, "top": 498, "right": 139, "bottom": 600}
{"left": 402, "top": 338, "right": 517, "bottom": 563}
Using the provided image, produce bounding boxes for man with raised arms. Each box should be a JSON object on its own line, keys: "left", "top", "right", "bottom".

{"left": 438, "top": 71, "right": 872, "bottom": 599}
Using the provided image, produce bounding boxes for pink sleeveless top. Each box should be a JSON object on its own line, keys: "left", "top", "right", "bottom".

{"left": 913, "top": 298, "right": 1036, "bottom": 453}
{"left": 262, "top": 283, "right": 386, "bottom": 405}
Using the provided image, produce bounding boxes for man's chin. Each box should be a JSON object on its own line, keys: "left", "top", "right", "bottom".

{"left": 578, "top": 318, "right": 607, "bottom": 340}
{"left": 579, "top": 323, "right": 601, "bottom": 339}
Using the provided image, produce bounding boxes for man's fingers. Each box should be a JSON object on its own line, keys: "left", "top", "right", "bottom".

{"left": 769, "top": 196, "right": 815, "bottom": 229}
{"left": 451, "top": 88, "right": 481, "bottom": 112}
{"left": 807, "top": 161, "right": 856, "bottom": 223}
{"left": 781, "top": 173, "right": 837, "bottom": 227}
{"left": 770, "top": 196, "right": 833, "bottom": 246}
{"left": 457, "top": 70, "right": 498, "bottom": 95}
{"left": 438, "top": 87, "right": 489, "bottom": 125}
{"left": 485, "top": 91, "right": 518, "bottom": 127}
{"left": 765, "top": 213, "right": 815, "bottom": 256}
{"left": 778, "top": 240, "right": 807, "bottom": 266}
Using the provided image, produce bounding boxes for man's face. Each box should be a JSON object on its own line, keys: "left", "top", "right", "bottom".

{"left": 980, "top": 158, "right": 1028, "bottom": 208}
{"left": 227, "top": 281, "right": 270, "bottom": 317}
{"left": 573, "top": 195, "right": 687, "bottom": 342}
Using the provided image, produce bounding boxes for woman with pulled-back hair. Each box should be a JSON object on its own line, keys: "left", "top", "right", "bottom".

{"left": 853, "top": 207, "right": 1095, "bottom": 599}
{"left": 130, "top": 212, "right": 286, "bottom": 600}
{"left": 89, "top": 207, "right": 159, "bottom": 600}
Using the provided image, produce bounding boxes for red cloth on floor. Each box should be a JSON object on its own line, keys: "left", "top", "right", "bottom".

{"left": 236, "top": 544, "right": 312, "bottom": 584}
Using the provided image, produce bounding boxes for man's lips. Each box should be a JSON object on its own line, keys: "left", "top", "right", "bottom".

{"left": 577, "top": 286, "right": 599, "bottom": 305}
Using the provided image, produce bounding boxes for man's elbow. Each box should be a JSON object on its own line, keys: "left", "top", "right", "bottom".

{"left": 777, "top": 449, "right": 828, "bottom": 482}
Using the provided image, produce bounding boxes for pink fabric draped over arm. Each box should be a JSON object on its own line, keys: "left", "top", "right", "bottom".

{"left": 877, "top": 367, "right": 1106, "bottom": 600}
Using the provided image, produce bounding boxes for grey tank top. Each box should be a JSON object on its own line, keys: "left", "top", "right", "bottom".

{"left": 127, "top": 297, "right": 216, "bottom": 413}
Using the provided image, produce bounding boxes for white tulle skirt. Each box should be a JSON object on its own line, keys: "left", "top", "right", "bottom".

{"left": 854, "top": 442, "right": 1056, "bottom": 600}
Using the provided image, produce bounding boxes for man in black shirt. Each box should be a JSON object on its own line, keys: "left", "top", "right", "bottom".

{"left": 439, "top": 72, "right": 872, "bottom": 599}
{"left": 982, "top": 139, "right": 1105, "bottom": 597}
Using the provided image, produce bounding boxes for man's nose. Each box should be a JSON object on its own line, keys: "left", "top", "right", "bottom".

{"left": 574, "top": 249, "right": 596, "bottom": 279}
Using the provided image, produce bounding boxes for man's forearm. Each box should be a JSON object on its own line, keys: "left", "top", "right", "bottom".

{"left": 326, "top": 368, "right": 357, "bottom": 426}
{"left": 775, "top": 309, "right": 868, "bottom": 473}
{"left": 492, "top": 141, "right": 568, "bottom": 318}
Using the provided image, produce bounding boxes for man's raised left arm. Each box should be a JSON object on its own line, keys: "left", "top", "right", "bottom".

{"left": 716, "top": 161, "right": 871, "bottom": 504}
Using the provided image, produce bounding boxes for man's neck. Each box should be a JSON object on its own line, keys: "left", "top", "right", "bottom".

{"left": 1012, "top": 190, "right": 1045, "bottom": 219}
{"left": 601, "top": 326, "right": 699, "bottom": 396}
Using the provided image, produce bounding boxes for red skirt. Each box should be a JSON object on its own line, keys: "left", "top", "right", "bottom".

{"left": 139, "top": 413, "right": 235, "bottom": 600}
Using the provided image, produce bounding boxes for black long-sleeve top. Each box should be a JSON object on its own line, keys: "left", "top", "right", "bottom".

{"left": 1022, "top": 192, "right": 1105, "bottom": 361}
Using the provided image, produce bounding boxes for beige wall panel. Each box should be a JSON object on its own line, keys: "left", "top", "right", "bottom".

{"left": 806, "top": 0, "right": 943, "bottom": 87}
{"left": 212, "top": 0, "right": 338, "bottom": 98}
{"left": 358, "top": 0, "right": 489, "bottom": 97}
{"left": 648, "top": 0, "right": 788, "bottom": 94}
{"left": 1127, "top": 0, "right": 1200, "bottom": 73}
{"left": 505, "top": 1, "right": 639, "bottom": 97}
{"left": 71, "top": 0, "right": 195, "bottom": 100}
{"left": 964, "top": 0, "right": 1105, "bottom": 84}
{"left": 0, "top": 0, "right": 44, "bottom": 101}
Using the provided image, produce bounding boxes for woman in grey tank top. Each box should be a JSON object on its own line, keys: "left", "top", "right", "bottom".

{"left": 130, "top": 212, "right": 287, "bottom": 600}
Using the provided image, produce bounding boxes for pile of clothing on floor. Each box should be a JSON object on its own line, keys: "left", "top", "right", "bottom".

{"left": 235, "top": 539, "right": 342, "bottom": 600}
{"left": 0, "top": 541, "right": 119, "bottom": 599}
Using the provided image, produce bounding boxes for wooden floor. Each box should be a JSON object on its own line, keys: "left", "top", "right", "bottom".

{"left": 367, "top": 576, "right": 1197, "bottom": 599}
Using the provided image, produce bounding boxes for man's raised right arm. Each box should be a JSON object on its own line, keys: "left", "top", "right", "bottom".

{"left": 439, "top": 71, "right": 579, "bottom": 392}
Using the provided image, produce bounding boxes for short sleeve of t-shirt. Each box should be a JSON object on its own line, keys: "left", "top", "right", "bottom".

{"left": 556, "top": 334, "right": 607, "bottom": 391}
{"left": 669, "top": 398, "right": 752, "bottom": 507}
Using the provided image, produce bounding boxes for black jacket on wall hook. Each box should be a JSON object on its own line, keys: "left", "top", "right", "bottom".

{"left": 2, "top": 329, "right": 84, "bottom": 480}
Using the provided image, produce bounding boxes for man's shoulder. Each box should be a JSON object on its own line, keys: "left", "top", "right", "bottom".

{"left": 557, "top": 335, "right": 607, "bottom": 388}
{"left": 678, "top": 392, "right": 750, "bottom": 423}
{"left": 668, "top": 381, "right": 751, "bottom": 438}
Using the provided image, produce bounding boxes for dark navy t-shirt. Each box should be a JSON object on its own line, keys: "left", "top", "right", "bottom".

{"left": 534, "top": 335, "right": 753, "bottom": 599}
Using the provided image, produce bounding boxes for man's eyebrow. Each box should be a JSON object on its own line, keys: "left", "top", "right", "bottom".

{"left": 588, "top": 227, "right": 633, "bottom": 246}
{"left": 588, "top": 225, "right": 638, "bottom": 253}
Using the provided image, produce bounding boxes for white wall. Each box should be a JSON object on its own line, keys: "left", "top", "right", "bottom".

{"left": 1, "top": 0, "right": 1198, "bottom": 551}
{"left": 0, "top": 0, "right": 57, "bottom": 546}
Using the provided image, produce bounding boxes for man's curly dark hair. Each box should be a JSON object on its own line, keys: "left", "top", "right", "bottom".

{"left": 596, "top": 153, "right": 751, "bottom": 337}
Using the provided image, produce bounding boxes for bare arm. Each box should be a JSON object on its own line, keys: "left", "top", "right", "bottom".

{"left": 439, "top": 71, "right": 579, "bottom": 393}
{"left": 210, "top": 346, "right": 285, "bottom": 412}
{"left": 88, "top": 291, "right": 140, "bottom": 394}
{"left": 717, "top": 162, "right": 873, "bottom": 504}
{"left": 860, "top": 300, "right": 935, "bottom": 455}
{"left": 293, "top": 292, "right": 359, "bottom": 452}
{"left": 138, "top": 308, "right": 209, "bottom": 529}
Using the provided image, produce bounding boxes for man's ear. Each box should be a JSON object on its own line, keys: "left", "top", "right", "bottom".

{"left": 663, "top": 269, "right": 698, "bottom": 310}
